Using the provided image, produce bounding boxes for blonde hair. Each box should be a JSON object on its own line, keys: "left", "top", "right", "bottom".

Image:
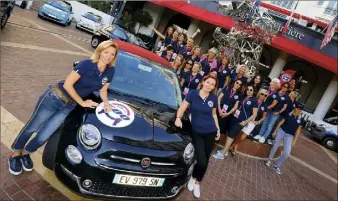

{"left": 256, "top": 88, "right": 268, "bottom": 101}
{"left": 236, "top": 64, "right": 249, "bottom": 77}
{"left": 271, "top": 78, "right": 281, "bottom": 88}
{"left": 90, "top": 40, "right": 119, "bottom": 66}
{"left": 174, "top": 54, "right": 184, "bottom": 68}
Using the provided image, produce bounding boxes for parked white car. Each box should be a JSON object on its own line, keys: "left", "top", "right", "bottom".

{"left": 76, "top": 12, "right": 103, "bottom": 33}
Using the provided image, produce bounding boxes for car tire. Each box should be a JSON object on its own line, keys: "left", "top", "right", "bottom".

{"left": 322, "top": 137, "right": 337, "bottom": 151}
{"left": 42, "top": 127, "right": 62, "bottom": 170}
{"left": 91, "top": 36, "right": 101, "bottom": 48}
{"left": 1, "top": 12, "right": 9, "bottom": 29}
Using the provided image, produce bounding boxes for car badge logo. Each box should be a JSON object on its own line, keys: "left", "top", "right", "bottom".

{"left": 96, "top": 101, "right": 135, "bottom": 128}
{"left": 140, "top": 157, "right": 151, "bottom": 169}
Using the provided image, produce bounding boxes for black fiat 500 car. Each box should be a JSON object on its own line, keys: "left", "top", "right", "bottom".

{"left": 42, "top": 40, "right": 195, "bottom": 200}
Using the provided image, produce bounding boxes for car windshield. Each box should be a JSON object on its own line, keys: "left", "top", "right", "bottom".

{"left": 48, "top": 0, "right": 71, "bottom": 12}
{"left": 109, "top": 51, "right": 182, "bottom": 108}
{"left": 83, "top": 13, "right": 102, "bottom": 23}
{"left": 125, "top": 32, "right": 140, "bottom": 46}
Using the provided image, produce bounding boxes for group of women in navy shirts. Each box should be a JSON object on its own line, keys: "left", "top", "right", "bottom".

{"left": 153, "top": 25, "right": 304, "bottom": 198}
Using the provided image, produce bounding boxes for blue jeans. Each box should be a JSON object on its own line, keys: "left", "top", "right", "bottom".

{"left": 258, "top": 111, "right": 280, "bottom": 138}
{"left": 11, "top": 86, "right": 76, "bottom": 153}
{"left": 268, "top": 128, "right": 294, "bottom": 167}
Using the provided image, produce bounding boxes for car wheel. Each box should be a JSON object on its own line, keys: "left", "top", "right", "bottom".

{"left": 42, "top": 127, "right": 62, "bottom": 170}
{"left": 1, "top": 13, "right": 9, "bottom": 29}
{"left": 322, "top": 137, "right": 337, "bottom": 151}
{"left": 91, "top": 36, "right": 101, "bottom": 48}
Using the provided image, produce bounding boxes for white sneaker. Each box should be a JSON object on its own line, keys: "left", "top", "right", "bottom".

{"left": 193, "top": 184, "right": 200, "bottom": 198}
{"left": 259, "top": 137, "right": 266, "bottom": 143}
{"left": 254, "top": 135, "right": 261, "bottom": 140}
{"left": 273, "top": 165, "right": 282, "bottom": 175}
{"left": 265, "top": 160, "right": 271, "bottom": 167}
{"left": 187, "top": 177, "right": 195, "bottom": 191}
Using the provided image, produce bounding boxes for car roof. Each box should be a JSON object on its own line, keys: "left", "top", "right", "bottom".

{"left": 113, "top": 40, "right": 173, "bottom": 69}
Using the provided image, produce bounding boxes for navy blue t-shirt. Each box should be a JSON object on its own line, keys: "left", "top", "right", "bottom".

{"left": 182, "top": 72, "right": 202, "bottom": 90}
{"left": 185, "top": 55, "right": 200, "bottom": 63}
{"left": 220, "top": 87, "right": 242, "bottom": 113}
{"left": 217, "top": 65, "right": 231, "bottom": 89}
{"left": 177, "top": 69, "right": 190, "bottom": 80}
{"left": 271, "top": 93, "right": 288, "bottom": 112}
{"left": 234, "top": 96, "right": 258, "bottom": 121}
{"left": 200, "top": 58, "right": 212, "bottom": 76}
{"left": 265, "top": 90, "right": 279, "bottom": 110}
{"left": 255, "top": 102, "right": 268, "bottom": 121}
{"left": 164, "top": 37, "right": 172, "bottom": 47}
{"left": 281, "top": 97, "right": 297, "bottom": 118}
{"left": 58, "top": 59, "right": 115, "bottom": 101}
{"left": 161, "top": 52, "right": 174, "bottom": 62}
{"left": 185, "top": 90, "right": 218, "bottom": 133}
{"left": 281, "top": 115, "right": 303, "bottom": 136}
{"left": 229, "top": 72, "right": 248, "bottom": 85}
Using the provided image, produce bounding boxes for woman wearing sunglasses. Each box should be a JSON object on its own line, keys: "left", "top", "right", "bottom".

{"left": 265, "top": 102, "right": 304, "bottom": 175}
{"left": 228, "top": 88, "right": 269, "bottom": 154}
{"left": 254, "top": 78, "right": 281, "bottom": 143}
{"left": 257, "top": 82, "right": 289, "bottom": 143}
{"left": 217, "top": 79, "right": 243, "bottom": 136}
{"left": 180, "top": 62, "right": 202, "bottom": 97}
{"left": 214, "top": 85, "right": 258, "bottom": 159}
{"left": 176, "top": 59, "right": 193, "bottom": 80}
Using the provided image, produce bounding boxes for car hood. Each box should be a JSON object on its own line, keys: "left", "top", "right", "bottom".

{"left": 43, "top": 4, "right": 69, "bottom": 15}
{"left": 83, "top": 96, "right": 187, "bottom": 150}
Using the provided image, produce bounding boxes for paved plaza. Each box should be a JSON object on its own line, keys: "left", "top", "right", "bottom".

{"left": 1, "top": 8, "right": 337, "bottom": 201}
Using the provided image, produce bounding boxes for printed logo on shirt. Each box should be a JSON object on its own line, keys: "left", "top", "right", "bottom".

{"left": 272, "top": 94, "right": 276, "bottom": 98}
{"left": 293, "top": 104, "right": 296, "bottom": 108}
{"left": 261, "top": 106, "right": 265, "bottom": 111}
{"left": 281, "top": 97, "right": 285, "bottom": 100}
{"left": 247, "top": 101, "right": 251, "bottom": 105}
{"left": 234, "top": 95, "right": 238, "bottom": 100}
{"left": 195, "top": 79, "right": 200, "bottom": 83}
{"left": 96, "top": 101, "right": 135, "bottom": 128}
{"left": 208, "top": 101, "right": 214, "bottom": 108}
{"left": 297, "top": 119, "right": 301, "bottom": 124}
{"left": 102, "top": 77, "right": 108, "bottom": 85}
{"left": 223, "top": 70, "right": 227, "bottom": 74}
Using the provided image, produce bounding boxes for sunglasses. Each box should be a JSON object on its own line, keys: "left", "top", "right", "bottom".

{"left": 235, "top": 81, "right": 242, "bottom": 86}
{"left": 247, "top": 88, "right": 254, "bottom": 92}
{"left": 260, "top": 93, "right": 268, "bottom": 97}
{"left": 283, "top": 85, "right": 289, "bottom": 88}
{"left": 187, "top": 63, "right": 193, "bottom": 65}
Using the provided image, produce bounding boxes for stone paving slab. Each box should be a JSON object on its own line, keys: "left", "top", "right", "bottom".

{"left": 3, "top": 21, "right": 82, "bottom": 53}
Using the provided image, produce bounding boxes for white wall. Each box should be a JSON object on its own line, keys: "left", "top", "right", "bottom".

{"left": 15, "top": 0, "right": 33, "bottom": 9}
{"left": 266, "top": 1, "right": 336, "bottom": 24}
{"left": 138, "top": 2, "right": 165, "bottom": 36}
{"left": 66, "top": 1, "right": 114, "bottom": 26}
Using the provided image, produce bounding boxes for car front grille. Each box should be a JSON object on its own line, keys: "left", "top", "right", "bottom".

{"left": 83, "top": 179, "right": 178, "bottom": 198}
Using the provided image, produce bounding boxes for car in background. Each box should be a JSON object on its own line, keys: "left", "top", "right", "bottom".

{"left": 91, "top": 25, "right": 149, "bottom": 50}
{"left": 42, "top": 40, "right": 194, "bottom": 200}
{"left": 0, "top": 0, "right": 14, "bottom": 29}
{"left": 76, "top": 12, "right": 103, "bottom": 33}
{"left": 304, "top": 115, "right": 338, "bottom": 151}
{"left": 38, "top": 0, "right": 73, "bottom": 26}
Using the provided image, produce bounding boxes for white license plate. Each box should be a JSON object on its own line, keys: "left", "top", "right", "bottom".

{"left": 113, "top": 174, "right": 165, "bottom": 187}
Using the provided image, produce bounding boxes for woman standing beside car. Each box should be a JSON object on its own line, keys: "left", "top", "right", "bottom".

{"left": 175, "top": 75, "right": 220, "bottom": 199}
{"left": 8, "top": 40, "right": 118, "bottom": 176}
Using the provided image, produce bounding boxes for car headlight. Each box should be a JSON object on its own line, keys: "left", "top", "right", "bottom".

{"left": 183, "top": 143, "right": 195, "bottom": 164}
{"left": 78, "top": 124, "right": 101, "bottom": 150}
{"left": 66, "top": 145, "right": 83, "bottom": 164}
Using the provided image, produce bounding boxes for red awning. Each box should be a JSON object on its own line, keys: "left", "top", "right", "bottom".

{"left": 150, "top": 1, "right": 337, "bottom": 74}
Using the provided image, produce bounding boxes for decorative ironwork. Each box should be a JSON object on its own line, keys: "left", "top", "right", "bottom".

{"left": 214, "top": 0, "right": 280, "bottom": 79}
